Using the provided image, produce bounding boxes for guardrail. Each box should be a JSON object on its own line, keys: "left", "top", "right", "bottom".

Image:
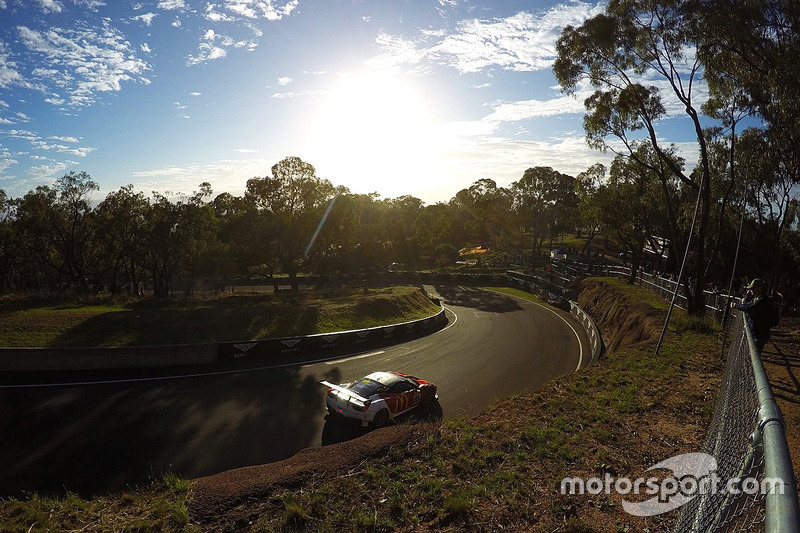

{"left": 569, "top": 302, "right": 604, "bottom": 365}
{"left": 672, "top": 311, "right": 800, "bottom": 532}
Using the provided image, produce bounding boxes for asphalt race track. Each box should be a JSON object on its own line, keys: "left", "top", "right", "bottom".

{"left": 0, "top": 285, "right": 590, "bottom": 496}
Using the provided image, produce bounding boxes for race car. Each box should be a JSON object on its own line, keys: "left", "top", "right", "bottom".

{"left": 321, "top": 371, "right": 438, "bottom": 427}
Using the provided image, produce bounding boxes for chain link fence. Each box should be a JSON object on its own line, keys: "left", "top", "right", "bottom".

{"left": 529, "top": 258, "right": 799, "bottom": 530}
{"left": 672, "top": 311, "right": 799, "bottom": 531}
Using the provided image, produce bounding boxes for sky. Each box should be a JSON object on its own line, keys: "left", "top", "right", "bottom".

{"left": 0, "top": 0, "right": 706, "bottom": 205}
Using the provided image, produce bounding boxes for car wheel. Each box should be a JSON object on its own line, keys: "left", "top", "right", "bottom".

{"left": 372, "top": 409, "right": 390, "bottom": 428}
{"left": 422, "top": 387, "right": 435, "bottom": 405}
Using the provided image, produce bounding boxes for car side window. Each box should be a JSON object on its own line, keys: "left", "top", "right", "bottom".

{"left": 391, "top": 381, "right": 414, "bottom": 393}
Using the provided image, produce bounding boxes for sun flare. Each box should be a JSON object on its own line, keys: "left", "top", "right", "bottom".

{"left": 308, "top": 71, "right": 445, "bottom": 195}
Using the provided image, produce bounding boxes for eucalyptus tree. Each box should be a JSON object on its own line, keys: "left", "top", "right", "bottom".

{"left": 736, "top": 129, "right": 799, "bottom": 282}
{"left": 376, "top": 195, "right": 424, "bottom": 268}
{"left": 454, "top": 178, "right": 513, "bottom": 252}
{"left": 49, "top": 171, "right": 100, "bottom": 292}
{"left": 600, "top": 150, "right": 667, "bottom": 282}
{"left": 574, "top": 164, "right": 606, "bottom": 254}
{"left": 245, "top": 156, "right": 336, "bottom": 290}
{"left": 0, "top": 190, "right": 16, "bottom": 294}
{"left": 510, "top": 167, "right": 577, "bottom": 256}
{"left": 554, "top": 0, "right": 715, "bottom": 314}
{"left": 692, "top": 0, "right": 800, "bottom": 183}
{"left": 415, "top": 202, "right": 459, "bottom": 268}
{"left": 13, "top": 185, "right": 62, "bottom": 292}
{"left": 94, "top": 184, "right": 150, "bottom": 296}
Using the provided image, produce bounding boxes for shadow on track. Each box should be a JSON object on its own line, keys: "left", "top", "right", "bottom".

{"left": 434, "top": 285, "right": 523, "bottom": 313}
{"left": 321, "top": 400, "right": 443, "bottom": 447}
{"left": 0, "top": 366, "right": 342, "bottom": 498}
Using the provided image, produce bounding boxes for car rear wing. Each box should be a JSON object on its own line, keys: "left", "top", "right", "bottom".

{"left": 320, "top": 381, "right": 370, "bottom": 404}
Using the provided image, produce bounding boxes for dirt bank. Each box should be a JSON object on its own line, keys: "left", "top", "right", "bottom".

{"left": 576, "top": 278, "right": 665, "bottom": 353}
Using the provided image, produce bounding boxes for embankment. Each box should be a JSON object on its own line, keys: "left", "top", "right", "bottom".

{"left": 575, "top": 277, "right": 665, "bottom": 353}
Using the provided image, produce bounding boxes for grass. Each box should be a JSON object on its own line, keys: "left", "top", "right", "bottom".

{"left": 0, "top": 474, "right": 196, "bottom": 533}
{"left": 0, "top": 286, "right": 440, "bottom": 347}
{"left": 0, "top": 281, "right": 727, "bottom": 531}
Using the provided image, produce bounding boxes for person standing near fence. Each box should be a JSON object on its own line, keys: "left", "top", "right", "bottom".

{"left": 730, "top": 278, "right": 780, "bottom": 353}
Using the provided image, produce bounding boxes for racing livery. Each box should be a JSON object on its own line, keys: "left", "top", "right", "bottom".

{"left": 322, "top": 371, "right": 438, "bottom": 427}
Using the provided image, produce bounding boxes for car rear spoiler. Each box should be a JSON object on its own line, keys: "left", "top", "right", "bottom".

{"left": 320, "top": 381, "right": 370, "bottom": 404}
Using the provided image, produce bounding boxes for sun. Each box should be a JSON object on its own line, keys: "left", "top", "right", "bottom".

{"left": 306, "top": 70, "right": 445, "bottom": 196}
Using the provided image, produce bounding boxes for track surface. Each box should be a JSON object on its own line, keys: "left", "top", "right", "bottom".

{"left": 0, "top": 286, "right": 589, "bottom": 496}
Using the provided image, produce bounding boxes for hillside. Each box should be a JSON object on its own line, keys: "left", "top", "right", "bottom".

{"left": 0, "top": 286, "right": 440, "bottom": 348}
{"left": 1, "top": 278, "right": 763, "bottom": 532}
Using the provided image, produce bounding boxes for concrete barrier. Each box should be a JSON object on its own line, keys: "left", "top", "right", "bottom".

{"left": 0, "top": 308, "right": 447, "bottom": 372}
{"left": 0, "top": 343, "right": 218, "bottom": 372}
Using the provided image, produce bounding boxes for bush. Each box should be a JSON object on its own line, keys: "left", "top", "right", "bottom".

{"left": 672, "top": 314, "right": 720, "bottom": 334}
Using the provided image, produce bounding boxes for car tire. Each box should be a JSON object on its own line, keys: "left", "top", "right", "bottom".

{"left": 372, "top": 409, "right": 389, "bottom": 428}
{"left": 422, "top": 387, "right": 435, "bottom": 405}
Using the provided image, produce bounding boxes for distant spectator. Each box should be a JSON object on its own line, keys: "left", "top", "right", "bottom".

{"left": 730, "top": 278, "right": 780, "bottom": 353}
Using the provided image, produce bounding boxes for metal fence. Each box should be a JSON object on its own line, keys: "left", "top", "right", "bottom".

{"left": 547, "top": 259, "right": 731, "bottom": 317}
{"left": 539, "top": 258, "right": 799, "bottom": 529}
{"left": 673, "top": 311, "right": 799, "bottom": 532}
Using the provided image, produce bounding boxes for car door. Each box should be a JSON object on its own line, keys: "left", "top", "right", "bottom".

{"left": 387, "top": 380, "right": 417, "bottom": 414}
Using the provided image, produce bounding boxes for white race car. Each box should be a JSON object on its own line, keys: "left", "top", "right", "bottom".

{"left": 322, "top": 371, "right": 438, "bottom": 427}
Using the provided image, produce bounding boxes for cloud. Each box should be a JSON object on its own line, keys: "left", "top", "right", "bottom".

{"left": 0, "top": 148, "right": 18, "bottom": 173}
{"left": 365, "top": 33, "right": 430, "bottom": 70}
{"left": 235, "top": 148, "right": 258, "bottom": 153}
{"left": 141, "top": 42, "right": 151, "bottom": 53}
{"left": 187, "top": 29, "right": 228, "bottom": 65}
{"left": 6, "top": 129, "right": 39, "bottom": 142}
{"left": 190, "top": 91, "right": 201, "bottom": 96}
{"left": 277, "top": 76, "right": 292, "bottom": 85}
{"left": 222, "top": 0, "right": 299, "bottom": 21}
{"left": 4, "top": 128, "right": 94, "bottom": 158}
{"left": 130, "top": 157, "right": 269, "bottom": 194}
{"left": 133, "top": 12, "right": 157, "bottom": 25}
{"left": 0, "top": 41, "right": 24, "bottom": 89}
{"left": 187, "top": 28, "right": 257, "bottom": 65}
{"left": 158, "top": 0, "right": 186, "bottom": 10}
{"left": 73, "top": 0, "right": 106, "bottom": 10}
{"left": 27, "top": 160, "right": 69, "bottom": 184}
{"left": 205, "top": 3, "right": 236, "bottom": 22}
{"left": 33, "top": 0, "right": 64, "bottom": 14}
{"left": 368, "top": 2, "right": 605, "bottom": 74}
{"left": 17, "top": 22, "right": 150, "bottom": 107}
{"left": 271, "top": 91, "right": 314, "bottom": 99}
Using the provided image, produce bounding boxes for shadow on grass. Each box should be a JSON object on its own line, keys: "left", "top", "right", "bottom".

{"left": 434, "top": 285, "right": 523, "bottom": 313}
{"left": 49, "top": 296, "right": 320, "bottom": 347}
{"left": 0, "top": 364, "right": 334, "bottom": 497}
